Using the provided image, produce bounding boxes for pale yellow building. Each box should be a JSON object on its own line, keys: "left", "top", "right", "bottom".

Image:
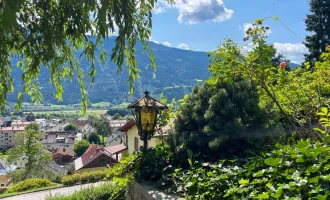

{"left": 118, "top": 120, "right": 170, "bottom": 155}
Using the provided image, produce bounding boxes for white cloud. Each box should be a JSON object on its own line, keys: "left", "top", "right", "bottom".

{"left": 152, "top": 40, "right": 159, "bottom": 44}
{"left": 177, "top": 43, "right": 189, "bottom": 50}
{"left": 274, "top": 43, "right": 308, "bottom": 64}
{"left": 158, "top": 0, "right": 233, "bottom": 24}
{"left": 240, "top": 23, "right": 271, "bottom": 37}
{"left": 177, "top": 0, "right": 233, "bottom": 24}
{"left": 153, "top": 4, "right": 165, "bottom": 14}
{"left": 163, "top": 42, "right": 172, "bottom": 47}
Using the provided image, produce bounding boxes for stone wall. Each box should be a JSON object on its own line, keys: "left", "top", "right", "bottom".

{"left": 126, "top": 182, "right": 155, "bottom": 200}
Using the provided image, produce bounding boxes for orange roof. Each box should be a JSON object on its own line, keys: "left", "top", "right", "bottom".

{"left": 52, "top": 148, "right": 75, "bottom": 157}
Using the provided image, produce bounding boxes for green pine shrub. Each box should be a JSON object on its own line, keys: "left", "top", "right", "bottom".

{"left": 6, "top": 178, "right": 54, "bottom": 193}
{"left": 171, "top": 78, "right": 271, "bottom": 164}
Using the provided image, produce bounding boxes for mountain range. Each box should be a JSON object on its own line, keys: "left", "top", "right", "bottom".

{"left": 7, "top": 37, "right": 299, "bottom": 105}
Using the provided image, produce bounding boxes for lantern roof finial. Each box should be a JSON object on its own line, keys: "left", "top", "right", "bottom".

{"left": 144, "top": 90, "right": 149, "bottom": 97}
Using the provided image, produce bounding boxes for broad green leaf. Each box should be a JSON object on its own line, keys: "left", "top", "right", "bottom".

{"left": 254, "top": 192, "right": 269, "bottom": 199}
{"left": 297, "top": 140, "right": 309, "bottom": 149}
{"left": 239, "top": 179, "right": 249, "bottom": 185}
{"left": 309, "top": 176, "right": 319, "bottom": 183}
{"left": 264, "top": 158, "right": 281, "bottom": 166}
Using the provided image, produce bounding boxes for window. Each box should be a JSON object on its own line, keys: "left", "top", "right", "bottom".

{"left": 134, "top": 137, "right": 139, "bottom": 150}
{"left": 66, "top": 145, "right": 69, "bottom": 147}
{"left": 100, "top": 158, "right": 105, "bottom": 162}
{"left": 1, "top": 184, "right": 4, "bottom": 187}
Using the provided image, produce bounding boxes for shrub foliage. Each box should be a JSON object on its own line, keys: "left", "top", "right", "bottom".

{"left": 6, "top": 178, "right": 54, "bottom": 193}
{"left": 171, "top": 138, "right": 330, "bottom": 199}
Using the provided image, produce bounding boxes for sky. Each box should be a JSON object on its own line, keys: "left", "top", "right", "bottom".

{"left": 149, "top": 0, "right": 311, "bottom": 64}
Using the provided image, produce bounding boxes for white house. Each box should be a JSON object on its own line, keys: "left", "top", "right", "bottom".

{"left": 41, "top": 135, "right": 75, "bottom": 151}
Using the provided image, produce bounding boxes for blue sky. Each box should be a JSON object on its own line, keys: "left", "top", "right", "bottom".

{"left": 149, "top": 0, "right": 311, "bottom": 63}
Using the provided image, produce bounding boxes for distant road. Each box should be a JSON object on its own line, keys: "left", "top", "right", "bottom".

{"left": 2, "top": 182, "right": 106, "bottom": 200}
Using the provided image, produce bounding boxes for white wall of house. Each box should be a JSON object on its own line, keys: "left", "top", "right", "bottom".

{"left": 44, "top": 143, "right": 74, "bottom": 151}
{"left": 126, "top": 125, "right": 163, "bottom": 155}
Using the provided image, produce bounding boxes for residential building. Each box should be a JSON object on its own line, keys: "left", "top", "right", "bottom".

{"left": 0, "top": 127, "right": 25, "bottom": 149}
{"left": 118, "top": 119, "right": 171, "bottom": 155}
{"left": 76, "top": 117, "right": 91, "bottom": 128}
{"left": 106, "top": 134, "right": 124, "bottom": 147}
{"left": 35, "top": 118, "right": 46, "bottom": 128}
{"left": 109, "top": 120, "right": 127, "bottom": 135}
{"left": 11, "top": 120, "right": 40, "bottom": 128}
{"left": 41, "top": 134, "right": 75, "bottom": 151}
{"left": 52, "top": 148, "right": 76, "bottom": 164}
{"left": 74, "top": 144, "right": 127, "bottom": 173}
{"left": 0, "top": 163, "right": 15, "bottom": 187}
{"left": 81, "top": 124, "right": 94, "bottom": 139}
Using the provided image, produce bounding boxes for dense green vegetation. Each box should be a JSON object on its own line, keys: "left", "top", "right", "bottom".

{"left": 131, "top": 18, "right": 330, "bottom": 199}
{"left": 7, "top": 124, "right": 53, "bottom": 182}
{"left": 61, "top": 170, "right": 109, "bottom": 186}
{"left": 304, "top": 0, "right": 330, "bottom": 65}
{"left": 47, "top": 177, "right": 131, "bottom": 200}
{"left": 73, "top": 140, "right": 90, "bottom": 157}
{"left": 6, "top": 178, "right": 54, "bottom": 194}
{"left": 0, "top": 0, "right": 176, "bottom": 113}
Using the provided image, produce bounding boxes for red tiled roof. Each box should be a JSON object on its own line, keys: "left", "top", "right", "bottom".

{"left": 52, "top": 148, "right": 75, "bottom": 157}
{"left": 117, "top": 119, "right": 136, "bottom": 132}
{"left": 80, "top": 144, "right": 109, "bottom": 166}
{"left": 104, "top": 144, "right": 127, "bottom": 154}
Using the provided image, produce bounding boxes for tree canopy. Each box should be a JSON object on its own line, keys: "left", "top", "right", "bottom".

{"left": 92, "top": 115, "right": 112, "bottom": 145}
{"left": 74, "top": 139, "right": 90, "bottom": 157}
{"left": 64, "top": 122, "right": 77, "bottom": 132}
{"left": 304, "top": 0, "right": 330, "bottom": 65}
{"left": 25, "top": 112, "right": 35, "bottom": 122}
{"left": 0, "top": 0, "right": 173, "bottom": 113}
{"left": 7, "top": 123, "right": 52, "bottom": 181}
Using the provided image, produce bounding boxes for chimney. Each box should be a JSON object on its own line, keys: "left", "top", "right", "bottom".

{"left": 96, "top": 146, "right": 101, "bottom": 152}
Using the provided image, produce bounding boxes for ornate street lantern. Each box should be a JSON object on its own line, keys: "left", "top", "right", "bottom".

{"left": 127, "top": 91, "right": 168, "bottom": 150}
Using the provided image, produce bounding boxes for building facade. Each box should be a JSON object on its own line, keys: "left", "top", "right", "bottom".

{"left": 0, "top": 127, "right": 24, "bottom": 149}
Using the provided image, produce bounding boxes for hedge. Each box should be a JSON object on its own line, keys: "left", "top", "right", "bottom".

{"left": 6, "top": 178, "right": 54, "bottom": 193}
{"left": 47, "top": 176, "right": 131, "bottom": 200}
{"left": 0, "top": 187, "right": 8, "bottom": 194}
{"left": 62, "top": 170, "right": 108, "bottom": 186}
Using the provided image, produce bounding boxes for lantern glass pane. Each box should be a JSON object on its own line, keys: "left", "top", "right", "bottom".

{"left": 140, "top": 108, "right": 157, "bottom": 132}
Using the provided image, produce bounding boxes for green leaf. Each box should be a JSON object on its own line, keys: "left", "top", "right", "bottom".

{"left": 239, "top": 179, "right": 249, "bottom": 185}
{"left": 309, "top": 176, "right": 319, "bottom": 183}
{"left": 297, "top": 140, "right": 309, "bottom": 149}
{"left": 313, "top": 128, "right": 326, "bottom": 134}
{"left": 254, "top": 192, "right": 269, "bottom": 199}
{"left": 264, "top": 158, "right": 281, "bottom": 166}
{"left": 321, "top": 107, "right": 328, "bottom": 114}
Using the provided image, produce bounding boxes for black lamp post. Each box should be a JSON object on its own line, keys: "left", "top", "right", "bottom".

{"left": 127, "top": 91, "right": 168, "bottom": 150}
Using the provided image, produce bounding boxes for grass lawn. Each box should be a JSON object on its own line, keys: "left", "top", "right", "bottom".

{"left": 91, "top": 102, "right": 110, "bottom": 107}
